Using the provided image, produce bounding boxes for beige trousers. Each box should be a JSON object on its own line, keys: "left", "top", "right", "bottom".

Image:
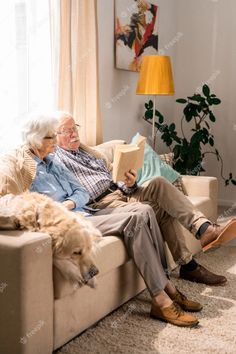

{"left": 90, "top": 203, "right": 169, "bottom": 296}
{"left": 90, "top": 176, "right": 209, "bottom": 265}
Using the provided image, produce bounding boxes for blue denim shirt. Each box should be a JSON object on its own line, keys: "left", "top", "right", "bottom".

{"left": 30, "top": 154, "right": 90, "bottom": 212}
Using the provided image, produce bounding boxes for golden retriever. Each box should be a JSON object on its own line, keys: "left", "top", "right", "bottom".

{"left": 0, "top": 192, "right": 102, "bottom": 287}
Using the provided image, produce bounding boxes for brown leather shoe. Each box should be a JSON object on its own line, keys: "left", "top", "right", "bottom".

{"left": 150, "top": 302, "right": 199, "bottom": 327}
{"left": 180, "top": 264, "right": 227, "bottom": 286}
{"left": 200, "top": 219, "right": 236, "bottom": 252}
{"left": 169, "top": 288, "right": 203, "bottom": 312}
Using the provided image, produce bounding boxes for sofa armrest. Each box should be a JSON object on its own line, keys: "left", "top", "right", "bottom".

{"left": 181, "top": 175, "right": 218, "bottom": 199}
{"left": 182, "top": 175, "right": 218, "bottom": 222}
{"left": 0, "top": 231, "right": 54, "bottom": 354}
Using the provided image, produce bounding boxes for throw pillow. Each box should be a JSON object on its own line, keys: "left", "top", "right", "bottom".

{"left": 130, "top": 133, "right": 180, "bottom": 186}
{"left": 159, "top": 152, "right": 187, "bottom": 195}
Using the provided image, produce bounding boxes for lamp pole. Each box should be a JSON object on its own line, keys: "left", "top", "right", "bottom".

{"left": 152, "top": 95, "right": 156, "bottom": 149}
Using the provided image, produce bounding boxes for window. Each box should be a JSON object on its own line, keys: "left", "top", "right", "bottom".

{"left": 0, "top": 0, "right": 54, "bottom": 153}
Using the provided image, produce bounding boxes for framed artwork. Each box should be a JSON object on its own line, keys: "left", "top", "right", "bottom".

{"left": 115, "top": 0, "right": 159, "bottom": 72}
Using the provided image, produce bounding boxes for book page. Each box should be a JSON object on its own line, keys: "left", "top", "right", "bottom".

{"left": 135, "top": 135, "right": 146, "bottom": 167}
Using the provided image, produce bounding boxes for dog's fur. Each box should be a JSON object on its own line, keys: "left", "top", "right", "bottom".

{"left": 0, "top": 192, "right": 102, "bottom": 287}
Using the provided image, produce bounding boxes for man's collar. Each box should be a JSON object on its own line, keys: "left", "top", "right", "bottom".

{"left": 56, "top": 145, "right": 81, "bottom": 156}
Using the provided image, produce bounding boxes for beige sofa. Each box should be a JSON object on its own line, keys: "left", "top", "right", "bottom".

{"left": 0, "top": 141, "right": 218, "bottom": 354}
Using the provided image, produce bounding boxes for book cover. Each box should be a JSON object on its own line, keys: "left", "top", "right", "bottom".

{"left": 112, "top": 135, "right": 146, "bottom": 182}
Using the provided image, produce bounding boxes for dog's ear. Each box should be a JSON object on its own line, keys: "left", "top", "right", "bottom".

{"left": 52, "top": 237, "right": 65, "bottom": 255}
{"left": 90, "top": 233, "right": 102, "bottom": 243}
{"left": 90, "top": 233, "right": 102, "bottom": 255}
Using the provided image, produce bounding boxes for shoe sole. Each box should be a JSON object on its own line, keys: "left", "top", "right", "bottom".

{"left": 180, "top": 275, "right": 228, "bottom": 286}
{"left": 203, "top": 219, "right": 236, "bottom": 252}
{"left": 150, "top": 313, "right": 199, "bottom": 327}
{"left": 179, "top": 304, "right": 203, "bottom": 312}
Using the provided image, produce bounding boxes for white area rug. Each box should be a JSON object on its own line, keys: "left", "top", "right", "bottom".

{"left": 55, "top": 245, "right": 236, "bottom": 354}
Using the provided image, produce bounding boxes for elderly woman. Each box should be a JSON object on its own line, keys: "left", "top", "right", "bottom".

{"left": 21, "top": 113, "right": 89, "bottom": 212}
{"left": 17, "top": 112, "right": 203, "bottom": 328}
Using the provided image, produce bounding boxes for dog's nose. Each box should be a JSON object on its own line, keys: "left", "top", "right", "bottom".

{"left": 83, "top": 265, "right": 99, "bottom": 283}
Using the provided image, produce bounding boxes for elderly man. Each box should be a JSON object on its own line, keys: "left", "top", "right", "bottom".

{"left": 54, "top": 111, "right": 232, "bottom": 286}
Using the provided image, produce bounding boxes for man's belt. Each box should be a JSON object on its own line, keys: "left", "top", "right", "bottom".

{"left": 93, "top": 182, "right": 118, "bottom": 203}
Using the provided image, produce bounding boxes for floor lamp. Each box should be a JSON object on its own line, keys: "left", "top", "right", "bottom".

{"left": 136, "top": 55, "right": 175, "bottom": 149}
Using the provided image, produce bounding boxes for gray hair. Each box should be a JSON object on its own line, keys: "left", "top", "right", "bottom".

{"left": 22, "top": 112, "right": 59, "bottom": 148}
{"left": 54, "top": 110, "right": 73, "bottom": 121}
{"left": 53, "top": 111, "right": 74, "bottom": 130}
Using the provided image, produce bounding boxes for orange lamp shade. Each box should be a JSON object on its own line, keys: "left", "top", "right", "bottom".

{"left": 136, "top": 55, "right": 175, "bottom": 95}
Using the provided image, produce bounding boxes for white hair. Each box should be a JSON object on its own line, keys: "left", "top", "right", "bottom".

{"left": 22, "top": 112, "right": 59, "bottom": 148}
{"left": 53, "top": 111, "right": 75, "bottom": 130}
{"left": 54, "top": 110, "right": 73, "bottom": 121}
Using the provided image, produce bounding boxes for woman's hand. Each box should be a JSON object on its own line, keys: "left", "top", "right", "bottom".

{"left": 124, "top": 169, "right": 137, "bottom": 187}
{"left": 62, "top": 199, "right": 76, "bottom": 210}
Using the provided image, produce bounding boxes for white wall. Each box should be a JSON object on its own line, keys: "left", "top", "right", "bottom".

{"left": 97, "top": 0, "right": 236, "bottom": 205}
{"left": 97, "top": 0, "right": 178, "bottom": 147}
{"left": 174, "top": 0, "right": 236, "bottom": 204}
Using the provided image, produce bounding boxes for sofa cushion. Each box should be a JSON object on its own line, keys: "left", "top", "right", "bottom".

{"left": 0, "top": 147, "right": 36, "bottom": 196}
{"left": 130, "top": 133, "right": 180, "bottom": 186}
{"left": 53, "top": 236, "right": 129, "bottom": 299}
{"left": 94, "top": 140, "right": 126, "bottom": 164}
{"left": 158, "top": 152, "right": 187, "bottom": 195}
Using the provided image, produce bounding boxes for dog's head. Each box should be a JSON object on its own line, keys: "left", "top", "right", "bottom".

{"left": 53, "top": 222, "right": 101, "bottom": 288}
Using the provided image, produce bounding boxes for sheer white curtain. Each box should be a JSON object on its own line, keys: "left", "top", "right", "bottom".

{"left": 0, "top": 0, "right": 53, "bottom": 154}
{"left": 57, "top": 0, "right": 103, "bottom": 146}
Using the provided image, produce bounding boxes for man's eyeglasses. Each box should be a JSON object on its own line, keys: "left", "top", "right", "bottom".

{"left": 57, "top": 124, "right": 80, "bottom": 136}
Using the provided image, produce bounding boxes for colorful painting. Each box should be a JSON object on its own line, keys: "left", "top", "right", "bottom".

{"left": 115, "top": 0, "right": 159, "bottom": 71}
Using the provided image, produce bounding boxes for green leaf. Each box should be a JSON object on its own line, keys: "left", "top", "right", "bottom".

{"left": 169, "top": 123, "right": 176, "bottom": 131}
{"left": 158, "top": 116, "right": 164, "bottom": 124}
{"left": 209, "top": 112, "right": 216, "bottom": 122}
{"left": 207, "top": 97, "right": 213, "bottom": 105}
{"left": 173, "top": 135, "right": 182, "bottom": 144}
{"left": 231, "top": 179, "right": 236, "bottom": 186}
{"left": 173, "top": 145, "right": 181, "bottom": 159}
{"left": 155, "top": 110, "right": 164, "bottom": 124}
{"left": 187, "top": 94, "right": 202, "bottom": 102}
{"left": 209, "top": 137, "right": 214, "bottom": 146}
{"left": 148, "top": 100, "right": 153, "bottom": 108}
{"left": 145, "top": 110, "right": 153, "bottom": 119}
{"left": 176, "top": 98, "right": 187, "bottom": 104}
{"left": 211, "top": 98, "right": 221, "bottom": 105}
{"left": 202, "top": 84, "right": 210, "bottom": 97}
{"left": 145, "top": 103, "right": 149, "bottom": 109}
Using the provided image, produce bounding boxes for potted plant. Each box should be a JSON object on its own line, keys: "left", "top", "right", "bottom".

{"left": 143, "top": 84, "right": 236, "bottom": 186}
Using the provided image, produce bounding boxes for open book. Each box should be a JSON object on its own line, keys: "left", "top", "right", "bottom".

{"left": 112, "top": 135, "right": 146, "bottom": 183}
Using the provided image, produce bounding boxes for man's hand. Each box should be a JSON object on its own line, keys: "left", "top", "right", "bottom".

{"left": 124, "top": 169, "right": 137, "bottom": 187}
{"left": 62, "top": 200, "right": 76, "bottom": 210}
